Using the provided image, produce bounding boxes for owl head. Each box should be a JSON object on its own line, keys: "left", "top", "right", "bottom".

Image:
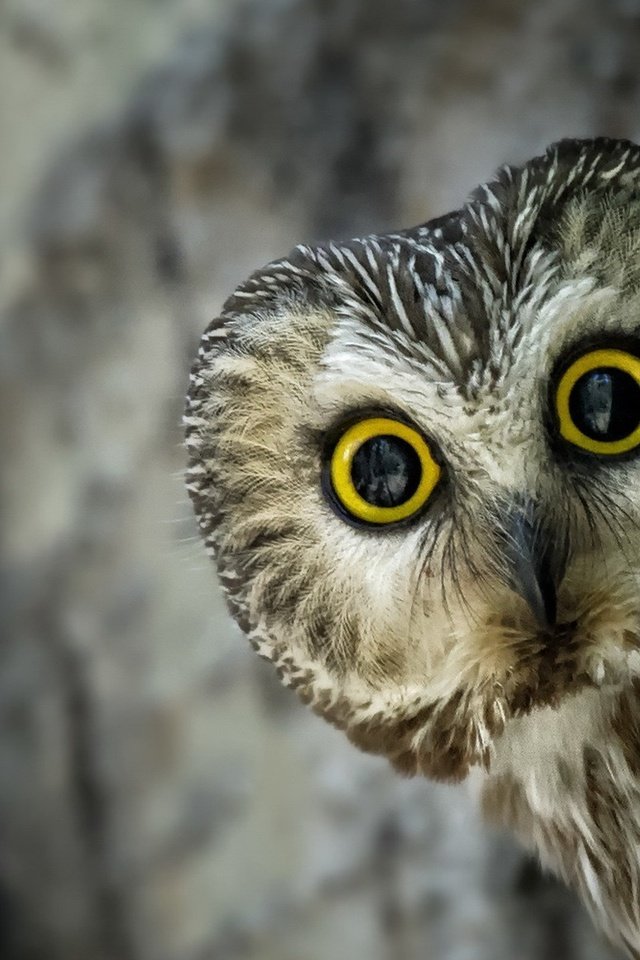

{"left": 186, "top": 138, "right": 640, "bottom": 782}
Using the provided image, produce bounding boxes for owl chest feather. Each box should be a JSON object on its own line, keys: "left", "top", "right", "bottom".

{"left": 481, "top": 686, "right": 640, "bottom": 957}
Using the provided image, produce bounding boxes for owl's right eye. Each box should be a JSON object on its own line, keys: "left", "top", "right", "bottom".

{"left": 326, "top": 417, "right": 441, "bottom": 526}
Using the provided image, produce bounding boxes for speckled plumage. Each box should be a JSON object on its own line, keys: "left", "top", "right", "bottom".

{"left": 185, "top": 138, "right": 640, "bottom": 957}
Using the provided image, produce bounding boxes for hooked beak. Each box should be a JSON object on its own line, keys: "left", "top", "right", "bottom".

{"left": 499, "top": 499, "right": 568, "bottom": 630}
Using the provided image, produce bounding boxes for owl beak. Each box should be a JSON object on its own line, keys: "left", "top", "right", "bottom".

{"left": 500, "top": 500, "right": 566, "bottom": 630}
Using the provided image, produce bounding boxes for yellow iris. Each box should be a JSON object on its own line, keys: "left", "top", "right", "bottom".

{"left": 329, "top": 417, "right": 441, "bottom": 525}
{"left": 555, "top": 348, "right": 640, "bottom": 455}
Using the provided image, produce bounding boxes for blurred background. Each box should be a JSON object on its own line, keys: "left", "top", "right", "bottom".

{"left": 1, "top": 1, "right": 639, "bottom": 958}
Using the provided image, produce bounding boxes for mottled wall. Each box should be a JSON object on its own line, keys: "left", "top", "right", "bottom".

{"left": 2, "top": 1, "right": 639, "bottom": 958}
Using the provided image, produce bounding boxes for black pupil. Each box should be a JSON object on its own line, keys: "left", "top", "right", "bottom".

{"left": 351, "top": 435, "right": 422, "bottom": 508}
{"left": 569, "top": 367, "right": 640, "bottom": 442}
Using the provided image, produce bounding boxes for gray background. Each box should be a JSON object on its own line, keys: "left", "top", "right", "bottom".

{"left": 1, "top": 1, "right": 638, "bottom": 957}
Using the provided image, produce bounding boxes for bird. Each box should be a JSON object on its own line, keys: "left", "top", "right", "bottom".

{"left": 184, "top": 137, "right": 640, "bottom": 957}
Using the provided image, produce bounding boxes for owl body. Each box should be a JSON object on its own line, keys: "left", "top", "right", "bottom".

{"left": 486, "top": 687, "right": 640, "bottom": 953}
{"left": 186, "top": 139, "right": 640, "bottom": 956}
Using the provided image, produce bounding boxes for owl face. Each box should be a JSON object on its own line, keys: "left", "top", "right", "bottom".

{"left": 186, "top": 138, "right": 640, "bottom": 782}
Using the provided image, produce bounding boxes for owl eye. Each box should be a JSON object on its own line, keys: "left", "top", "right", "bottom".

{"left": 555, "top": 348, "right": 640, "bottom": 455}
{"left": 328, "top": 417, "right": 441, "bottom": 525}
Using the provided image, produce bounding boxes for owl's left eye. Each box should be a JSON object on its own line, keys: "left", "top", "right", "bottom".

{"left": 327, "top": 417, "right": 441, "bottom": 526}
{"left": 555, "top": 348, "right": 640, "bottom": 456}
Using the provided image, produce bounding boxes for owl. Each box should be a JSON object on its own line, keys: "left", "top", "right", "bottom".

{"left": 185, "top": 138, "right": 640, "bottom": 957}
